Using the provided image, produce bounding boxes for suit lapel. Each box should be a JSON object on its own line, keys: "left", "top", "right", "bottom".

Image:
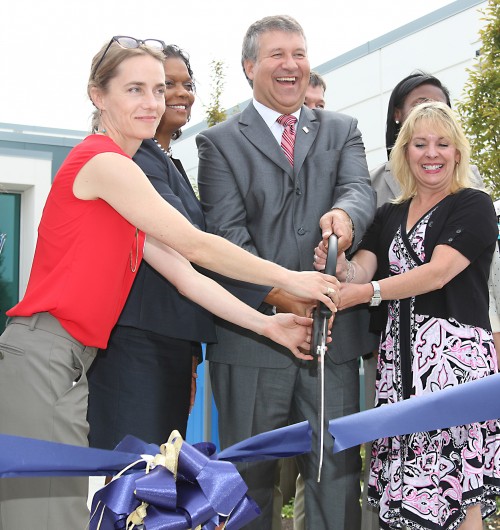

{"left": 384, "top": 162, "right": 402, "bottom": 198}
{"left": 294, "top": 107, "right": 318, "bottom": 176}
{"left": 239, "top": 104, "right": 294, "bottom": 178}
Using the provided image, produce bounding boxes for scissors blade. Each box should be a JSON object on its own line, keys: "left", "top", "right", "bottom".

{"left": 316, "top": 317, "right": 327, "bottom": 482}
{"left": 312, "top": 234, "right": 337, "bottom": 483}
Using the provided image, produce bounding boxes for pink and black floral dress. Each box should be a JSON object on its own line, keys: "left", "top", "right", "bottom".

{"left": 361, "top": 188, "right": 500, "bottom": 529}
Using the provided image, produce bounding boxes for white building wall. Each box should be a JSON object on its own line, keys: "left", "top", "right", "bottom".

{"left": 329, "top": 2, "right": 485, "bottom": 169}
{"left": 173, "top": 0, "right": 487, "bottom": 181}
{"left": 0, "top": 150, "right": 52, "bottom": 296}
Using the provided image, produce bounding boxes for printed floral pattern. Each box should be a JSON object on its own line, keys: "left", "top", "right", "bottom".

{"left": 367, "top": 209, "right": 500, "bottom": 529}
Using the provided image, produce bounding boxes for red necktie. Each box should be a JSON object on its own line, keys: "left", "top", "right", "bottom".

{"left": 277, "top": 114, "right": 297, "bottom": 166}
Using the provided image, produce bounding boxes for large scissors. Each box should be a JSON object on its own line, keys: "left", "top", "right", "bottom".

{"left": 311, "top": 234, "right": 338, "bottom": 482}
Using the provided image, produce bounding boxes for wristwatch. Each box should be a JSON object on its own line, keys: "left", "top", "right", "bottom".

{"left": 369, "top": 280, "right": 382, "bottom": 307}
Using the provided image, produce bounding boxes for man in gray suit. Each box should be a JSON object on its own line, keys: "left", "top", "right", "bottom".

{"left": 197, "top": 15, "right": 376, "bottom": 530}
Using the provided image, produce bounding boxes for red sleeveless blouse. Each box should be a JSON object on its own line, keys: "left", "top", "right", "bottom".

{"left": 8, "top": 135, "right": 146, "bottom": 348}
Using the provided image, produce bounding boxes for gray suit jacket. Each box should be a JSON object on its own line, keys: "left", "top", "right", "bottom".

{"left": 197, "top": 103, "right": 377, "bottom": 368}
{"left": 370, "top": 161, "right": 400, "bottom": 206}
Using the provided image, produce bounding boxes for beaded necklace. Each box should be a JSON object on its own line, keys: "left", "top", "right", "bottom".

{"left": 153, "top": 137, "right": 172, "bottom": 158}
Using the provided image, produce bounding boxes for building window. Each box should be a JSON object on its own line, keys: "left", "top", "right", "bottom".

{"left": 0, "top": 193, "right": 21, "bottom": 329}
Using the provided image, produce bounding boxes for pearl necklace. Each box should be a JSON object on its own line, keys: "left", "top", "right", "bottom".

{"left": 153, "top": 137, "right": 172, "bottom": 158}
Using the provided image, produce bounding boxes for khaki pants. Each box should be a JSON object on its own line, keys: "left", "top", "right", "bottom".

{"left": 0, "top": 313, "right": 97, "bottom": 530}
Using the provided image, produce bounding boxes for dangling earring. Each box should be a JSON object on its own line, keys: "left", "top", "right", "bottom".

{"left": 99, "top": 109, "right": 106, "bottom": 134}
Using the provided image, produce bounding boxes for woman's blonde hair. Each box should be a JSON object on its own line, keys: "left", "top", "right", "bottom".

{"left": 87, "top": 41, "right": 165, "bottom": 133}
{"left": 390, "top": 101, "right": 471, "bottom": 203}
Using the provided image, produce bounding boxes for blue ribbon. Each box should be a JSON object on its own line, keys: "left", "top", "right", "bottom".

{"left": 0, "top": 375, "right": 499, "bottom": 528}
{"left": 218, "top": 421, "right": 312, "bottom": 462}
{"left": 0, "top": 433, "right": 141, "bottom": 477}
{"left": 328, "top": 372, "right": 500, "bottom": 452}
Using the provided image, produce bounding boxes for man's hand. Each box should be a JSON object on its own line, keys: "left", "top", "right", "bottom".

{"left": 265, "top": 288, "right": 316, "bottom": 316}
{"left": 319, "top": 209, "right": 354, "bottom": 254}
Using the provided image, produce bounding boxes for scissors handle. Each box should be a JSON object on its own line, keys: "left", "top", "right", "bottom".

{"left": 318, "top": 234, "right": 338, "bottom": 318}
{"left": 311, "top": 234, "right": 338, "bottom": 356}
{"left": 324, "top": 234, "right": 338, "bottom": 276}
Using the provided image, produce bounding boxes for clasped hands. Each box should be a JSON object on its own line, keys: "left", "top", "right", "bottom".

{"left": 266, "top": 209, "right": 354, "bottom": 359}
{"left": 313, "top": 208, "right": 358, "bottom": 311}
{"left": 314, "top": 210, "right": 373, "bottom": 310}
{"left": 313, "top": 241, "right": 350, "bottom": 305}
{"left": 265, "top": 288, "right": 337, "bottom": 361}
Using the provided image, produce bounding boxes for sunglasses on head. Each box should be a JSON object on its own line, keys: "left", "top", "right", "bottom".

{"left": 91, "top": 36, "right": 166, "bottom": 78}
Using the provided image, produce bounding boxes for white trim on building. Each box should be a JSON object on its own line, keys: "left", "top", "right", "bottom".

{"left": 0, "top": 148, "right": 52, "bottom": 296}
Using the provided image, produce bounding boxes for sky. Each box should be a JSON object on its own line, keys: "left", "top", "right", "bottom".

{"left": 1, "top": 0, "right": 457, "bottom": 132}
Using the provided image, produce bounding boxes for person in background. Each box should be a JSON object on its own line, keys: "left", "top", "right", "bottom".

{"left": 0, "top": 36, "right": 341, "bottom": 530}
{"left": 371, "top": 71, "right": 452, "bottom": 203}
{"left": 304, "top": 70, "right": 326, "bottom": 109}
{"left": 88, "top": 44, "right": 269, "bottom": 451}
{"left": 197, "top": 15, "right": 376, "bottom": 530}
{"left": 325, "top": 101, "right": 500, "bottom": 530}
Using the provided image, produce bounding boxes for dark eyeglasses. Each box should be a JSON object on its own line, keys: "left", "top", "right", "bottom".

{"left": 91, "top": 36, "right": 166, "bottom": 78}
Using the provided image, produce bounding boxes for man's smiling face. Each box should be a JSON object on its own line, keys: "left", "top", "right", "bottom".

{"left": 244, "top": 30, "right": 310, "bottom": 114}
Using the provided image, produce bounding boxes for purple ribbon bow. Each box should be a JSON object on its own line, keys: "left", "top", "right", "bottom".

{"left": 90, "top": 433, "right": 260, "bottom": 530}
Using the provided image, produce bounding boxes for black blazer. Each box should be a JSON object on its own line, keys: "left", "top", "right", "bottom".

{"left": 117, "top": 140, "right": 267, "bottom": 343}
{"left": 361, "top": 188, "right": 496, "bottom": 330}
{"left": 116, "top": 139, "right": 216, "bottom": 342}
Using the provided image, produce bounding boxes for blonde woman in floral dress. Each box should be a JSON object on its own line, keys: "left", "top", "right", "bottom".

{"left": 328, "top": 102, "right": 500, "bottom": 530}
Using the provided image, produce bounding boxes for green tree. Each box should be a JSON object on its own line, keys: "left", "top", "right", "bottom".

{"left": 205, "top": 59, "right": 227, "bottom": 128}
{"left": 457, "top": 0, "right": 500, "bottom": 198}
